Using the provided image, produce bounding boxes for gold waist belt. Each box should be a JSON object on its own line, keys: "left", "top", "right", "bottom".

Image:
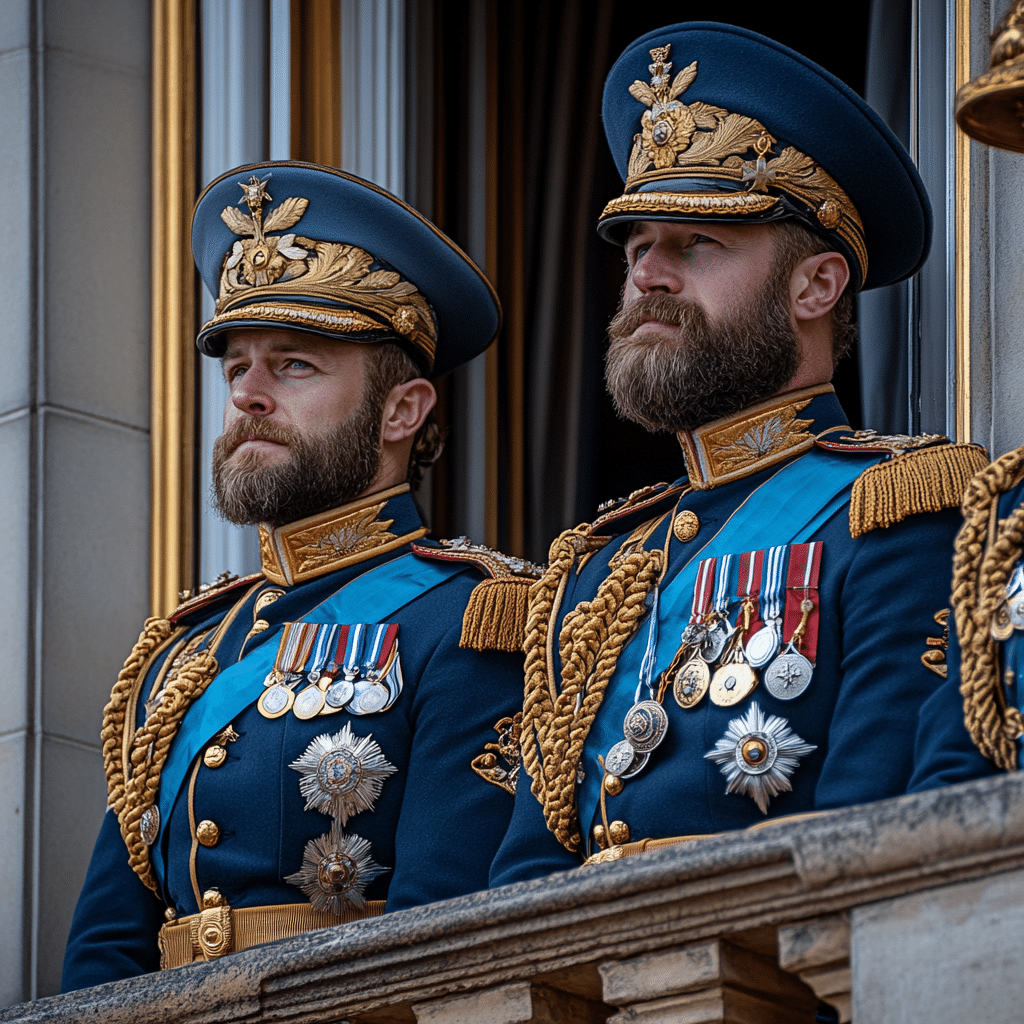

{"left": 158, "top": 899, "right": 386, "bottom": 969}
{"left": 583, "top": 833, "right": 715, "bottom": 865}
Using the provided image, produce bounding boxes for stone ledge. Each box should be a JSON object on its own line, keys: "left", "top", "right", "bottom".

{"left": 5, "top": 771, "right": 1023, "bottom": 1023}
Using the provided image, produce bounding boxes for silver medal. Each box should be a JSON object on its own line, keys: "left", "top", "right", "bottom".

{"left": 259, "top": 682, "right": 294, "bottom": 718}
{"left": 293, "top": 684, "right": 326, "bottom": 720}
{"left": 325, "top": 678, "right": 355, "bottom": 709}
{"left": 290, "top": 723, "right": 397, "bottom": 823}
{"left": 605, "top": 739, "right": 637, "bottom": 777}
{"left": 355, "top": 682, "right": 389, "bottom": 715}
{"left": 1010, "top": 593, "right": 1024, "bottom": 629}
{"left": 704, "top": 701, "right": 817, "bottom": 813}
{"left": 699, "top": 621, "right": 729, "bottom": 663}
{"left": 745, "top": 624, "right": 780, "bottom": 668}
{"left": 622, "top": 699, "right": 669, "bottom": 753}
{"left": 140, "top": 806, "right": 160, "bottom": 846}
{"left": 619, "top": 748, "right": 650, "bottom": 779}
{"left": 764, "top": 650, "right": 813, "bottom": 700}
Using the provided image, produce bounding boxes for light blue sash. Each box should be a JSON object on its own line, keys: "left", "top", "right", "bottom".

{"left": 153, "top": 554, "right": 468, "bottom": 886}
{"left": 575, "top": 446, "right": 880, "bottom": 839}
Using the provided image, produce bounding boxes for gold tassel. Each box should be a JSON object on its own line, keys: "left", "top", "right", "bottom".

{"left": 460, "top": 577, "right": 533, "bottom": 652}
{"left": 849, "top": 443, "right": 989, "bottom": 538}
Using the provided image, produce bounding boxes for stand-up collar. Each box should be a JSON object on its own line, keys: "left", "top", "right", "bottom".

{"left": 258, "top": 483, "right": 427, "bottom": 586}
{"left": 677, "top": 384, "right": 849, "bottom": 490}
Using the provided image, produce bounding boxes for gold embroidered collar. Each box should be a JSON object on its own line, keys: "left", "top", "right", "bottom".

{"left": 677, "top": 384, "right": 841, "bottom": 490}
{"left": 258, "top": 483, "right": 428, "bottom": 586}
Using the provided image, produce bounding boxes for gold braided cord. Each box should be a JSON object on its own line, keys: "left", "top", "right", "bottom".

{"left": 522, "top": 526, "right": 663, "bottom": 852}
{"left": 120, "top": 649, "right": 220, "bottom": 892}
{"left": 101, "top": 618, "right": 176, "bottom": 820}
{"left": 952, "top": 446, "right": 1024, "bottom": 770}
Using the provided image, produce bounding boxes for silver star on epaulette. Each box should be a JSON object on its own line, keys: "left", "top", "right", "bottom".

{"left": 290, "top": 723, "right": 397, "bottom": 823}
{"left": 284, "top": 818, "right": 389, "bottom": 915}
{"left": 704, "top": 702, "right": 816, "bottom": 813}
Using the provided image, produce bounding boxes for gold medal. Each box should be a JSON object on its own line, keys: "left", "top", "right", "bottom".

{"left": 673, "top": 657, "right": 710, "bottom": 708}
{"left": 710, "top": 662, "right": 758, "bottom": 706}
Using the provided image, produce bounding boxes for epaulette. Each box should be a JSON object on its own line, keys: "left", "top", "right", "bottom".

{"left": 590, "top": 481, "right": 686, "bottom": 536}
{"left": 170, "top": 570, "right": 263, "bottom": 626}
{"left": 412, "top": 538, "right": 544, "bottom": 653}
{"left": 816, "top": 431, "right": 990, "bottom": 538}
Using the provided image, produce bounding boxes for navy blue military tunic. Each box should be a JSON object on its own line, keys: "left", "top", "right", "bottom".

{"left": 63, "top": 489, "right": 524, "bottom": 989}
{"left": 910, "top": 463, "right": 1023, "bottom": 791}
{"left": 491, "top": 389, "right": 974, "bottom": 886}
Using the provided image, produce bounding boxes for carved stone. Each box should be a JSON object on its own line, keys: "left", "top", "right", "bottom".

{"left": 5, "top": 774, "right": 1024, "bottom": 1023}
{"left": 600, "top": 939, "right": 816, "bottom": 1023}
{"left": 777, "top": 914, "right": 850, "bottom": 1022}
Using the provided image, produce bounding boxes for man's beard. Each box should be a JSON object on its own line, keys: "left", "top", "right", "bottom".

{"left": 604, "top": 262, "right": 802, "bottom": 433}
{"left": 211, "top": 400, "right": 383, "bottom": 528}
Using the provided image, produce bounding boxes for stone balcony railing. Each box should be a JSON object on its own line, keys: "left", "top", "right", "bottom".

{"left": 5, "top": 772, "right": 1024, "bottom": 1024}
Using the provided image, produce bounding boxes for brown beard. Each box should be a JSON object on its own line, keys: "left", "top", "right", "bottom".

{"left": 211, "top": 399, "right": 383, "bottom": 528}
{"left": 604, "top": 260, "right": 801, "bottom": 433}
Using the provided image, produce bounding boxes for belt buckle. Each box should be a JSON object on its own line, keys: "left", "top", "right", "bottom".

{"left": 189, "top": 889, "right": 233, "bottom": 961}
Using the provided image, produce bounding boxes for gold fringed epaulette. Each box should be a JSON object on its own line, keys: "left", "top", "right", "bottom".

{"left": 411, "top": 538, "right": 544, "bottom": 653}
{"left": 844, "top": 441, "right": 989, "bottom": 538}
{"left": 849, "top": 442, "right": 989, "bottom": 538}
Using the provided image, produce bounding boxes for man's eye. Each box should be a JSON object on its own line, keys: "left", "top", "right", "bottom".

{"left": 288, "top": 359, "right": 311, "bottom": 370}
{"left": 225, "top": 364, "right": 246, "bottom": 382}
{"left": 630, "top": 244, "right": 651, "bottom": 265}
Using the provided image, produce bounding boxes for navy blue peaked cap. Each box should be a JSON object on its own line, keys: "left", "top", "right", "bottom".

{"left": 192, "top": 161, "right": 501, "bottom": 377}
{"left": 600, "top": 23, "right": 932, "bottom": 292}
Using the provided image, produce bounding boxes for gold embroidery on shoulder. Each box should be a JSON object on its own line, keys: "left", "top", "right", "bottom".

{"left": 921, "top": 608, "right": 950, "bottom": 678}
{"left": 471, "top": 713, "right": 522, "bottom": 795}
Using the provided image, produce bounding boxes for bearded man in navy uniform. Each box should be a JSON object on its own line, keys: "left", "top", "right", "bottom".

{"left": 491, "top": 22, "right": 987, "bottom": 884}
{"left": 63, "top": 163, "right": 533, "bottom": 988}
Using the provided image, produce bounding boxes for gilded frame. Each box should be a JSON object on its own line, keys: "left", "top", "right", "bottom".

{"left": 150, "top": 0, "right": 197, "bottom": 616}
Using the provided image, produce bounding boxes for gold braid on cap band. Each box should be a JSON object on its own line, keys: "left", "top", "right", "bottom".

{"left": 602, "top": 46, "right": 866, "bottom": 282}
{"left": 207, "top": 174, "right": 437, "bottom": 367}
{"left": 521, "top": 525, "right": 663, "bottom": 853}
{"left": 952, "top": 447, "right": 1024, "bottom": 770}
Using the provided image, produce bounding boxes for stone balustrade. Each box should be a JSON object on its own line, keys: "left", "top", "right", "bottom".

{"left": 6, "top": 771, "right": 1024, "bottom": 1024}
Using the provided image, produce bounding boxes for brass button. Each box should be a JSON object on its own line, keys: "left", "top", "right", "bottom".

{"left": 196, "top": 820, "right": 221, "bottom": 847}
{"left": 593, "top": 824, "right": 608, "bottom": 850}
{"left": 203, "top": 745, "right": 227, "bottom": 769}
{"left": 608, "top": 820, "right": 631, "bottom": 845}
{"left": 673, "top": 510, "right": 700, "bottom": 542}
{"left": 604, "top": 774, "right": 624, "bottom": 796}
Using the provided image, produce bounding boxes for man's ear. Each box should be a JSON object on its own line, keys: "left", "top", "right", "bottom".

{"left": 790, "top": 252, "right": 850, "bottom": 321}
{"left": 380, "top": 379, "right": 437, "bottom": 442}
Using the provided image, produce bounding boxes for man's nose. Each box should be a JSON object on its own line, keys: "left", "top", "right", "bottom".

{"left": 630, "top": 245, "right": 683, "bottom": 294}
{"left": 229, "top": 365, "right": 276, "bottom": 416}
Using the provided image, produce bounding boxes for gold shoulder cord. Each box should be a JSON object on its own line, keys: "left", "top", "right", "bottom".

{"left": 521, "top": 518, "right": 666, "bottom": 853}
{"left": 953, "top": 447, "right": 1024, "bottom": 770}
{"left": 104, "top": 582, "right": 263, "bottom": 893}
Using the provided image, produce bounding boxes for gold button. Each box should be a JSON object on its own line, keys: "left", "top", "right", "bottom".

{"left": 604, "top": 774, "right": 624, "bottom": 796}
{"left": 673, "top": 510, "right": 700, "bottom": 542}
{"left": 202, "top": 888, "right": 226, "bottom": 908}
{"left": 196, "top": 820, "right": 221, "bottom": 847}
{"left": 608, "top": 820, "right": 630, "bottom": 845}
{"left": 203, "top": 745, "right": 227, "bottom": 769}
{"left": 593, "top": 824, "right": 608, "bottom": 850}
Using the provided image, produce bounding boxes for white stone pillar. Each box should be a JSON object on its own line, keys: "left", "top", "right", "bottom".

{"left": 0, "top": 0, "right": 152, "bottom": 1004}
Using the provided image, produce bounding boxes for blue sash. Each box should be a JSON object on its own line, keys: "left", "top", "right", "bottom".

{"left": 575, "top": 446, "right": 880, "bottom": 839}
{"left": 153, "top": 554, "right": 469, "bottom": 885}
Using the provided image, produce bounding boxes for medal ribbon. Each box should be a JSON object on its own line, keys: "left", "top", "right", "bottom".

{"left": 690, "top": 557, "right": 716, "bottom": 625}
{"left": 323, "top": 624, "right": 350, "bottom": 680}
{"left": 277, "top": 622, "right": 318, "bottom": 678}
{"left": 736, "top": 549, "right": 765, "bottom": 635}
{"left": 306, "top": 623, "right": 339, "bottom": 679}
{"left": 363, "top": 623, "right": 396, "bottom": 677}
{"left": 343, "top": 624, "right": 366, "bottom": 679}
{"left": 781, "top": 541, "right": 823, "bottom": 663}
{"left": 760, "top": 545, "right": 787, "bottom": 625}
{"left": 712, "top": 554, "right": 734, "bottom": 619}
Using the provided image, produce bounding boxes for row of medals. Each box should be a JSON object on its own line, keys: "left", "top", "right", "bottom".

{"left": 604, "top": 597, "right": 815, "bottom": 780}
{"left": 258, "top": 647, "right": 401, "bottom": 721}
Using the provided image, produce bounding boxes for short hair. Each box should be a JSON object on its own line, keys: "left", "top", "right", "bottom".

{"left": 363, "top": 342, "right": 444, "bottom": 488}
{"left": 772, "top": 221, "right": 857, "bottom": 368}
